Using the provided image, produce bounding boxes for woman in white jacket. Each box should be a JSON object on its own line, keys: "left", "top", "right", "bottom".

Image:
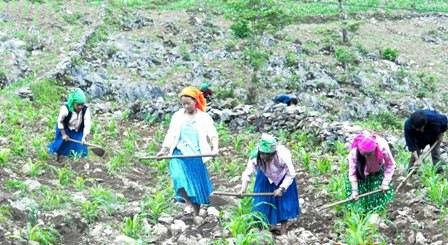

{"left": 157, "top": 87, "right": 219, "bottom": 217}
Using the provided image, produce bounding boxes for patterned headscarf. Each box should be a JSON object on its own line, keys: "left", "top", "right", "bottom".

{"left": 351, "top": 132, "right": 382, "bottom": 161}
{"left": 249, "top": 133, "right": 278, "bottom": 159}
{"left": 179, "top": 87, "right": 206, "bottom": 112}
{"left": 66, "top": 88, "right": 86, "bottom": 112}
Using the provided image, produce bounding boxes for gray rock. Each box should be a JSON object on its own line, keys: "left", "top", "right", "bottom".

{"left": 113, "top": 235, "right": 135, "bottom": 245}
{"left": 415, "top": 232, "right": 426, "bottom": 245}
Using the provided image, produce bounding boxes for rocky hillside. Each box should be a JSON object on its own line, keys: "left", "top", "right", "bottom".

{"left": 0, "top": 0, "right": 447, "bottom": 244}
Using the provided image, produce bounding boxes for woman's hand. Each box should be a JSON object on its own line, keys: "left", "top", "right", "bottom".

{"left": 157, "top": 147, "right": 169, "bottom": 158}
{"left": 62, "top": 134, "right": 69, "bottom": 141}
{"left": 350, "top": 190, "right": 359, "bottom": 201}
{"left": 211, "top": 148, "right": 219, "bottom": 155}
{"left": 273, "top": 187, "right": 285, "bottom": 197}
{"left": 380, "top": 184, "right": 389, "bottom": 192}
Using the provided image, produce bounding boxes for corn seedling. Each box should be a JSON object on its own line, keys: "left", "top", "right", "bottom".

{"left": 140, "top": 190, "right": 173, "bottom": 224}
{"left": 89, "top": 186, "right": 126, "bottom": 215}
{"left": 335, "top": 210, "right": 385, "bottom": 245}
{"left": 26, "top": 159, "right": 48, "bottom": 177}
{"left": 5, "top": 179, "right": 28, "bottom": 192}
{"left": 120, "top": 214, "right": 143, "bottom": 239}
{"left": 56, "top": 166, "right": 75, "bottom": 187}
{"left": 0, "top": 148, "right": 11, "bottom": 167}
{"left": 80, "top": 201, "right": 100, "bottom": 224}
{"left": 73, "top": 176, "right": 92, "bottom": 192}
{"left": 0, "top": 204, "right": 12, "bottom": 223}
{"left": 108, "top": 152, "right": 130, "bottom": 175}
{"left": 11, "top": 223, "right": 60, "bottom": 245}
{"left": 420, "top": 163, "right": 448, "bottom": 207}
{"left": 326, "top": 174, "right": 347, "bottom": 201}
{"left": 38, "top": 186, "right": 71, "bottom": 211}
{"left": 224, "top": 197, "right": 273, "bottom": 244}
{"left": 313, "top": 157, "right": 331, "bottom": 175}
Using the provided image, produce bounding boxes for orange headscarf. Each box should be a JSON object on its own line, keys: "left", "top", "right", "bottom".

{"left": 179, "top": 87, "right": 207, "bottom": 112}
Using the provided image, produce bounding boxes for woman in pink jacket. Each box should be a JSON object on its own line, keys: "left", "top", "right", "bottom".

{"left": 346, "top": 132, "right": 395, "bottom": 212}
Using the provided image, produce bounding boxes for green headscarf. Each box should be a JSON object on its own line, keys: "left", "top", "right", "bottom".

{"left": 66, "top": 88, "right": 86, "bottom": 112}
{"left": 249, "top": 134, "right": 278, "bottom": 159}
{"left": 200, "top": 82, "right": 210, "bottom": 90}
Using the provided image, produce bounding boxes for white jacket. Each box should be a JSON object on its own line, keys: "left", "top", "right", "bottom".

{"left": 162, "top": 109, "right": 218, "bottom": 162}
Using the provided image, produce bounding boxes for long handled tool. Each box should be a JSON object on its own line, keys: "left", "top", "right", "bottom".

{"left": 139, "top": 154, "right": 217, "bottom": 161}
{"left": 211, "top": 191, "right": 275, "bottom": 197}
{"left": 67, "top": 138, "right": 105, "bottom": 157}
{"left": 395, "top": 140, "right": 440, "bottom": 192}
{"left": 319, "top": 189, "right": 383, "bottom": 211}
{"left": 208, "top": 191, "right": 275, "bottom": 207}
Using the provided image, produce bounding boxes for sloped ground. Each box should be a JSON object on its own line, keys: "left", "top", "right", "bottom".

{"left": 0, "top": 1, "right": 448, "bottom": 244}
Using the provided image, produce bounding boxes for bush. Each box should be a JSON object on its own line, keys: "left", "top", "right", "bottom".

{"left": 230, "top": 21, "right": 251, "bottom": 38}
{"left": 335, "top": 47, "right": 358, "bottom": 67}
{"left": 382, "top": 48, "right": 399, "bottom": 61}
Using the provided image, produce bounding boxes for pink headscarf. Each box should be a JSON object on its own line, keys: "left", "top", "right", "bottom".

{"left": 351, "top": 132, "right": 382, "bottom": 161}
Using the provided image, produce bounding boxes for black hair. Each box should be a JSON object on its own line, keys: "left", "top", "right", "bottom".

{"left": 355, "top": 149, "right": 366, "bottom": 180}
{"left": 410, "top": 111, "right": 427, "bottom": 129}
{"left": 256, "top": 151, "right": 276, "bottom": 173}
{"left": 290, "top": 98, "right": 298, "bottom": 105}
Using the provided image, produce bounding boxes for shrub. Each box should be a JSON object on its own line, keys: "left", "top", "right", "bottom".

{"left": 382, "top": 48, "right": 399, "bottom": 61}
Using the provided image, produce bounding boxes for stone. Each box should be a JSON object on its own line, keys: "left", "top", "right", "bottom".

{"left": 415, "top": 232, "right": 426, "bottom": 245}
{"left": 114, "top": 235, "right": 136, "bottom": 245}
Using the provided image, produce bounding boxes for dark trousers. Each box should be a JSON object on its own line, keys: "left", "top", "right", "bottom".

{"left": 407, "top": 140, "right": 444, "bottom": 173}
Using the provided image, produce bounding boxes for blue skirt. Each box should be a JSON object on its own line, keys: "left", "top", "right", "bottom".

{"left": 169, "top": 148, "right": 213, "bottom": 204}
{"left": 48, "top": 126, "right": 88, "bottom": 158}
{"left": 253, "top": 168, "right": 300, "bottom": 224}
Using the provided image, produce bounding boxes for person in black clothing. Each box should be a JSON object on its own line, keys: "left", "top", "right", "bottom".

{"left": 274, "top": 95, "right": 298, "bottom": 106}
{"left": 200, "top": 82, "right": 213, "bottom": 100}
{"left": 404, "top": 110, "right": 447, "bottom": 173}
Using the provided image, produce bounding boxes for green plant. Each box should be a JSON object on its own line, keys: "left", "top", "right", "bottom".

{"left": 0, "top": 148, "right": 10, "bottom": 166}
{"left": 73, "top": 176, "right": 91, "bottom": 191}
{"left": 79, "top": 201, "right": 99, "bottom": 224}
{"left": 12, "top": 223, "right": 60, "bottom": 245}
{"left": 0, "top": 204, "right": 12, "bottom": 223}
{"left": 224, "top": 197, "right": 273, "bottom": 244}
{"left": 89, "top": 186, "right": 126, "bottom": 215}
{"left": 5, "top": 179, "right": 28, "bottom": 192}
{"left": 120, "top": 214, "right": 143, "bottom": 239}
{"left": 30, "top": 79, "right": 63, "bottom": 105}
{"left": 140, "top": 190, "right": 173, "bottom": 224}
{"left": 335, "top": 47, "right": 358, "bottom": 69}
{"left": 56, "top": 166, "right": 75, "bottom": 186}
{"left": 335, "top": 210, "right": 385, "bottom": 244}
{"left": 382, "top": 48, "right": 399, "bottom": 61}
{"left": 25, "top": 159, "right": 48, "bottom": 177}
{"left": 38, "top": 186, "right": 70, "bottom": 211}
{"left": 107, "top": 152, "right": 130, "bottom": 175}
{"left": 313, "top": 157, "right": 331, "bottom": 175}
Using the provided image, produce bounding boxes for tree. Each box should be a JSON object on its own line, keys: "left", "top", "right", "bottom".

{"left": 226, "top": 0, "right": 291, "bottom": 103}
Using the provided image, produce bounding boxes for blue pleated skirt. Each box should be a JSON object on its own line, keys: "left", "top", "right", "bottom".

{"left": 48, "top": 126, "right": 88, "bottom": 158}
{"left": 169, "top": 148, "right": 213, "bottom": 204}
{"left": 253, "top": 168, "right": 300, "bottom": 224}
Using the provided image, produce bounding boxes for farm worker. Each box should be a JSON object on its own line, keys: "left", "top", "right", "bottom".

{"left": 240, "top": 133, "right": 300, "bottom": 236}
{"left": 273, "top": 94, "right": 298, "bottom": 106}
{"left": 199, "top": 81, "right": 213, "bottom": 100}
{"left": 48, "top": 88, "right": 91, "bottom": 161}
{"left": 157, "top": 86, "right": 219, "bottom": 217}
{"left": 405, "top": 110, "right": 447, "bottom": 174}
{"left": 346, "top": 132, "right": 395, "bottom": 213}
